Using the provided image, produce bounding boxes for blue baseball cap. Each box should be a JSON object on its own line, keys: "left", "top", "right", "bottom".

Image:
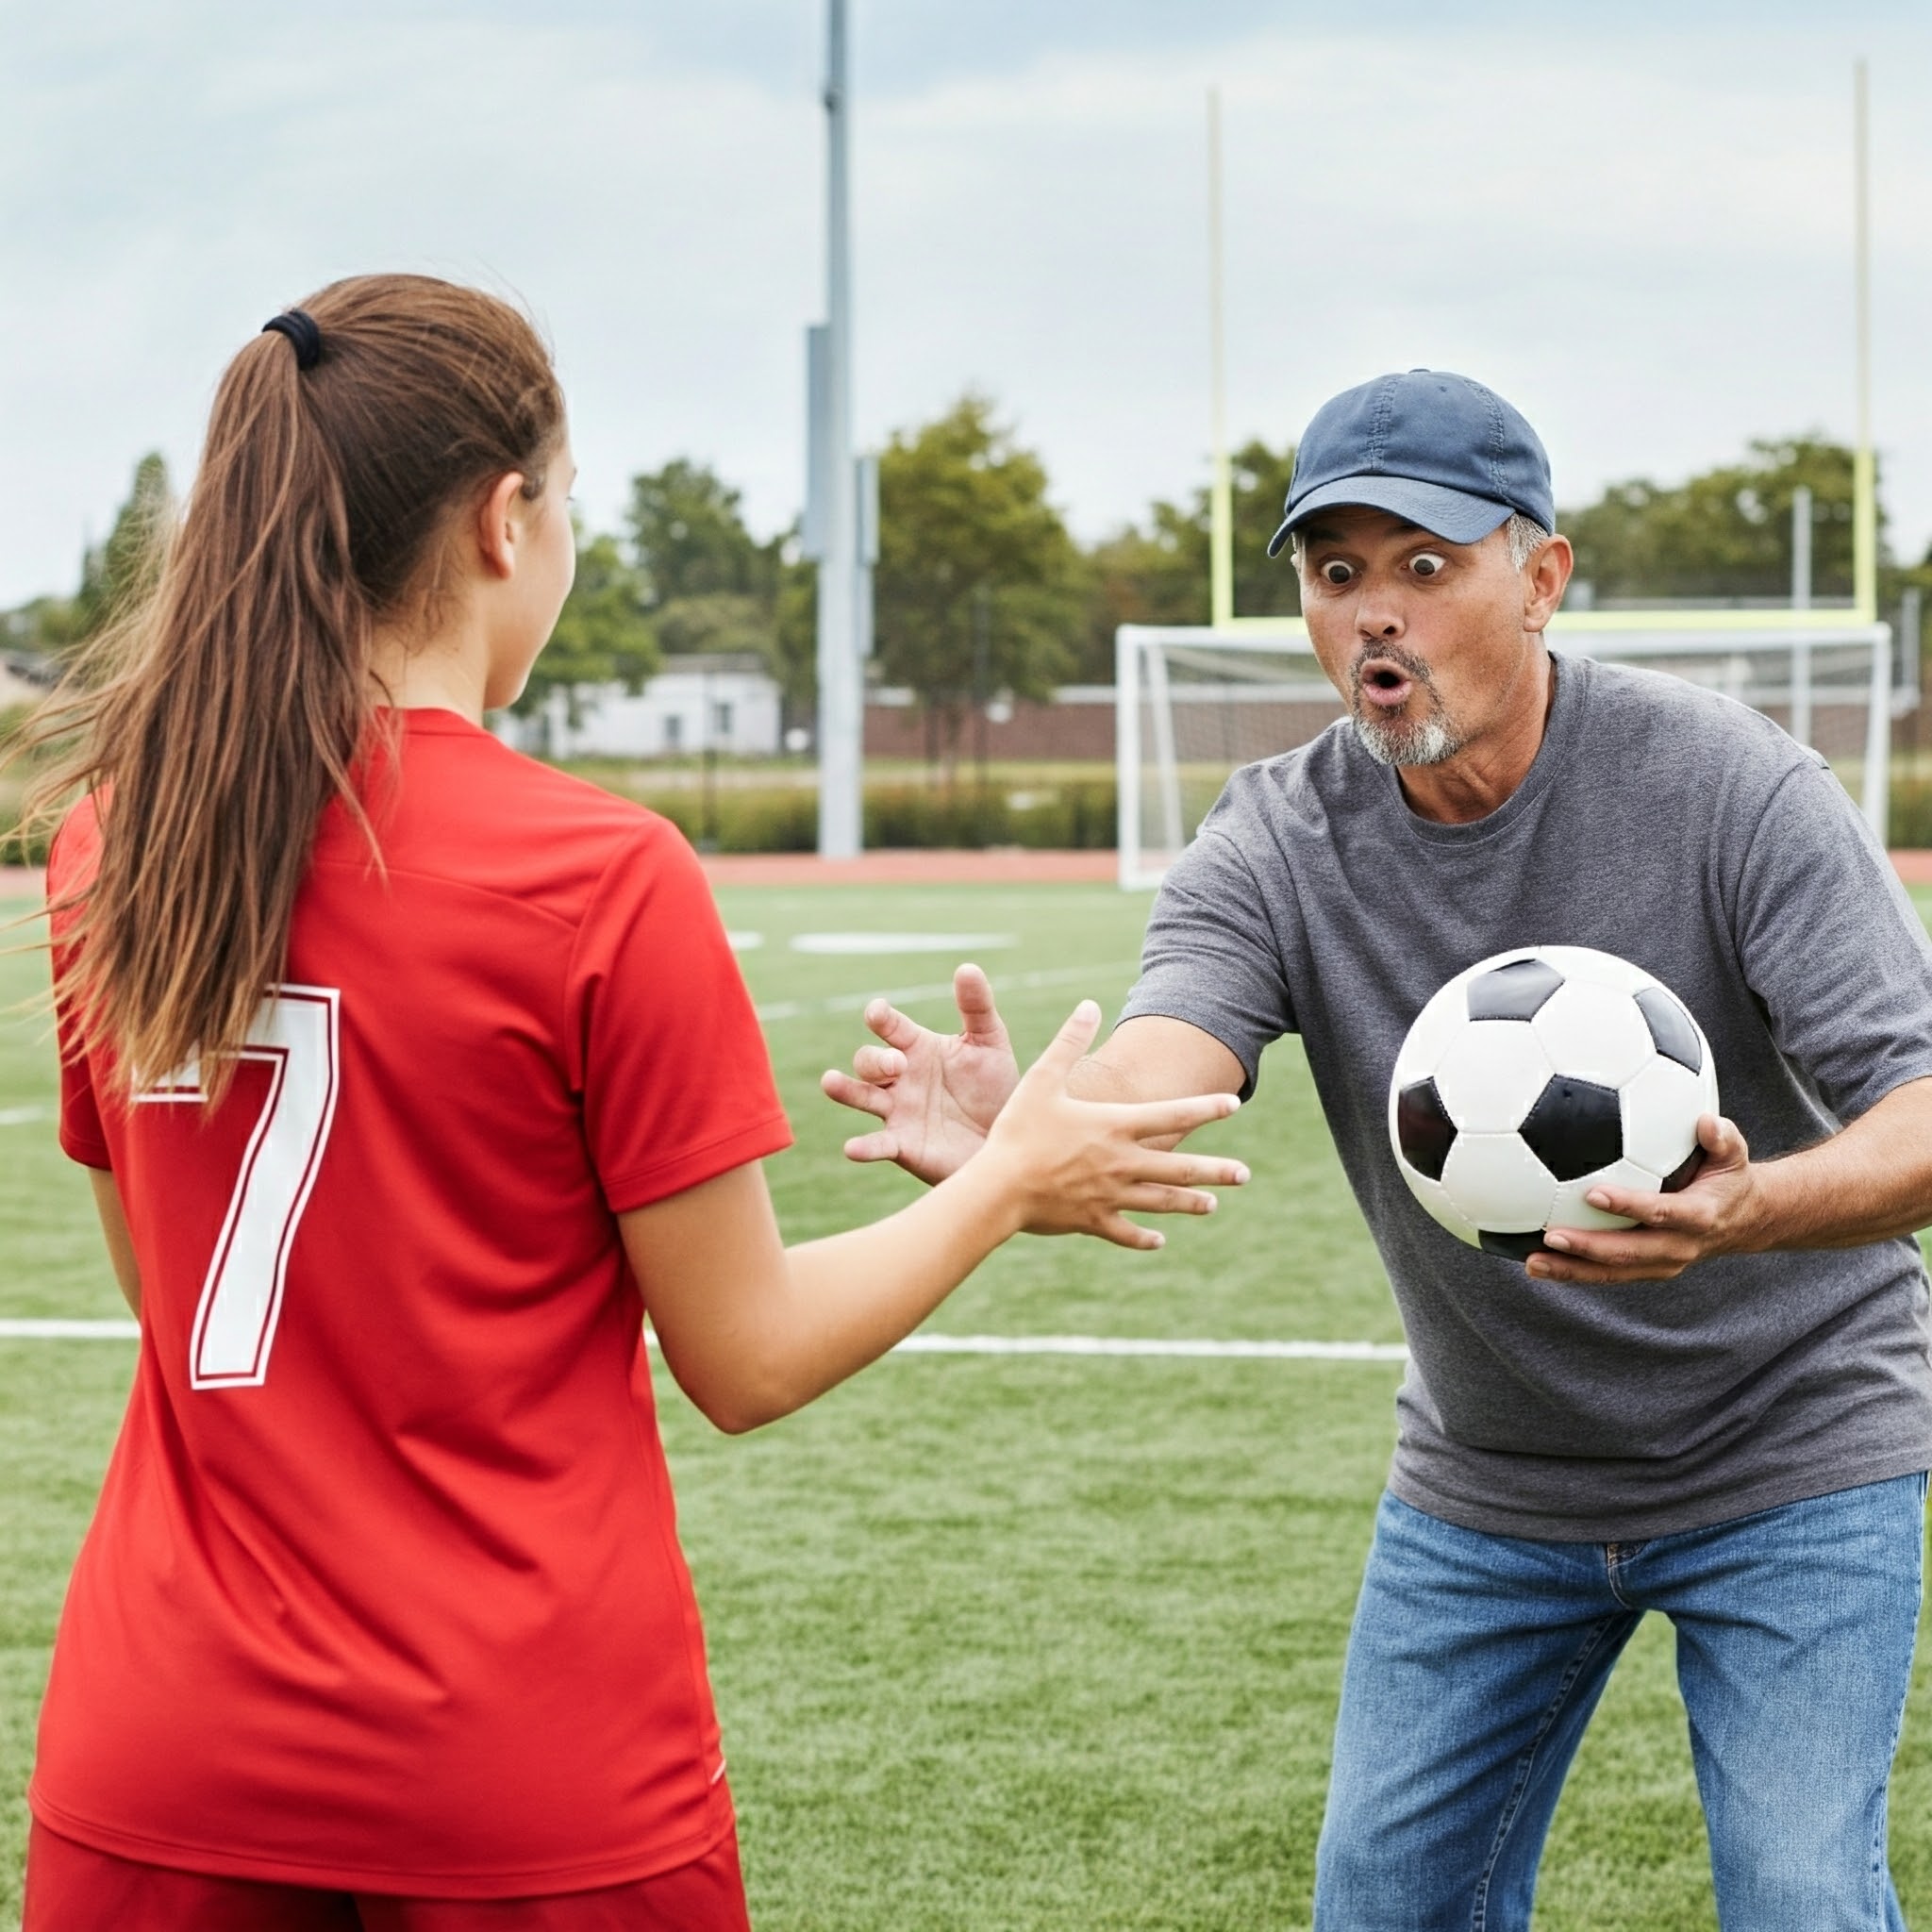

{"left": 1266, "top": 370, "right": 1556, "bottom": 557}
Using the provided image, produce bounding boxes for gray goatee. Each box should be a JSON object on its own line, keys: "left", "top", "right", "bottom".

{"left": 1348, "top": 643, "right": 1466, "bottom": 768}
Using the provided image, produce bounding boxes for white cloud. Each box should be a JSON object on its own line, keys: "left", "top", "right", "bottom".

{"left": 3, "top": 2, "right": 1929, "bottom": 609}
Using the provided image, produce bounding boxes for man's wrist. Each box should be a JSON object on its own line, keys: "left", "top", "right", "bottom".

{"left": 1730, "top": 1152, "right": 1807, "bottom": 1256}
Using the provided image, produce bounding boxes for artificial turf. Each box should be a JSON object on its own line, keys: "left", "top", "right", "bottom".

{"left": 3, "top": 880, "right": 1931, "bottom": 1927}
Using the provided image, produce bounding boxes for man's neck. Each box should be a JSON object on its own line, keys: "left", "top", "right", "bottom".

{"left": 1396, "top": 648, "right": 1556, "bottom": 825}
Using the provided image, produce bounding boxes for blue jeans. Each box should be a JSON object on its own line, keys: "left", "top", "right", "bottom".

{"left": 1315, "top": 1475, "right": 1927, "bottom": 1931}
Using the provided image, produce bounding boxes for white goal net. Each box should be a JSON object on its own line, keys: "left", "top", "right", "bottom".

{"left": 1116, "top": 620, "right": 1901, "bottom": 890}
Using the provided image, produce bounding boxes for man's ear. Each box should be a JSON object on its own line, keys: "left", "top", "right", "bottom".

{"left": 475, "top": 472, "right": 529, "bottom": 582}
{"left": 1523, "top": 533, "right": 1574, "bottom": 636}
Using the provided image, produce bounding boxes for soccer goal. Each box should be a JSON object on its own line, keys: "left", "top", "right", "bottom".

{"left": 1116, "top": 619, "right": 1901, "bottom": 890}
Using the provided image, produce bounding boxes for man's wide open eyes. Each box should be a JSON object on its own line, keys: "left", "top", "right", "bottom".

{"left": 1410, "top": 552, "right": 1448, "bottom": 579}
{"left": 1320, "top": 560, "right": 1355, "bottom": 586}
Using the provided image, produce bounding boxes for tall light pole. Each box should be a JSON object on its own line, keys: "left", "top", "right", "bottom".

{"left": 811, "top": 0, "right": 863, "bottom": 858}
{"left": 1207, "top": 87, "right": 1234, "bottom": 631}
{"left": 1852, "top": 55, "right": 1876, "bottom": 624}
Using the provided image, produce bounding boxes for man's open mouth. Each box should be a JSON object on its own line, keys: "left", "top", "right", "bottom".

{"left": 1358, "top": 660, "right": 1415, "bottom": 711}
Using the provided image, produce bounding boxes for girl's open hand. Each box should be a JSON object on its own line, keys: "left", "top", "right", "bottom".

{"left": 979, "top": 1000, "right": 1248, "bottom": 1250}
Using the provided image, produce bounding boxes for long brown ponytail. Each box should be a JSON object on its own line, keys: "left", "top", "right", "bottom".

{"left": 19, "top": 274, "right": 564, "bottom": 1097}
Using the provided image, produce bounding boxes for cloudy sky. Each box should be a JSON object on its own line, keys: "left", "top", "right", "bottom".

{"left": 4, "top": 0, "right": 1929, "bottom": 608}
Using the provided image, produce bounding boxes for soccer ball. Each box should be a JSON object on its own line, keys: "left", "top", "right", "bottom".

{"left": 1387, "top": 946, "right": 1719, "bottom": 1260}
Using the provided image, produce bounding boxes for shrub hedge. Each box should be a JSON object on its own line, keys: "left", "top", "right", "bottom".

{"left": 0, "top": 809, "right": 48, "bottom": 868}
{"left": 639, "top": 778, "right": 1118, "bottom": 853}
{"left": 1889, "top": 780, "right": 1932, "bottom": 851}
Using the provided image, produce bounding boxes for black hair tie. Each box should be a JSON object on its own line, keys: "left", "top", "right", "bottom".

{"left": 260, "top": 309, "right": 323, "bottom": 371}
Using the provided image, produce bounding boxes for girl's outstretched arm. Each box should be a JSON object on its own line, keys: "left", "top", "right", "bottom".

{"left": 625, "top": 1002, "right": 1245, "bottom": 1434}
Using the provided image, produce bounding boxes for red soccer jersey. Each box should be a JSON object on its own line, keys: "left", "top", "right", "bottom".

{"left": 31, "top": 708, "right": 792, "bottom": 1897}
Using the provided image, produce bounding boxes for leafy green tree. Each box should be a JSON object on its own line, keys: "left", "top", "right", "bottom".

{"left": 1561, "top": 438, "right": 1870, "bottom": 604}
{"left": 624, "top": 457, "right": 806, "bottom": 720}
{"left": 653, "top": 591, "right": 774, "bottom": 660}
{"left": 1075, "top": 439, "right": 1300, "bottom": 679}
{"left": 1078, "top": 515, "right": 1206, "bottom": 682}
{"left": 627, "top": 459, "right": 778, "bottom": 606}
{"left": 874, "top": 394, "right": 1082, "bottom": 756}
{"left": 0, "top": 454, "right": 172, "bottom": 663}
{"left": 516, "top": 526, "right": 659, "bottom": 723}
{"left": 1225, "top": 439, "right": 1303, "bottom": 615}
{"left": 73, "top": 451, "right": 173, "bottom": 641}
{"left": 771, "top": 554, "right": 819, "bottom": 728}
{"left": 1, "top": 594, "right": 84, "bottom": 657}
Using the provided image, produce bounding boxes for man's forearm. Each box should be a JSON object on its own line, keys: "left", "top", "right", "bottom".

{"left": 1065, "top": 1015, "right": 1248, "bottom": 1108}
{"left": 1747, "top": 1077, "right": 1932, "bottom": 1252}
{"left": 1066, "top": 1054, "right": 1151, "bottom": 1105}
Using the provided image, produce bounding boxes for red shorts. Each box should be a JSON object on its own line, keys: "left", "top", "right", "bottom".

{"left": 22, "top": 1820, "right": 752, "bottom": 1932}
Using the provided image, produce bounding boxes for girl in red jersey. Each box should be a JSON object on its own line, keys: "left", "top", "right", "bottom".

{"left": 17, "top": 276, "right": 1243, "bottom": 1931}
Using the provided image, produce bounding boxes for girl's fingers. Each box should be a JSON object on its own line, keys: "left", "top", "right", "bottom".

{"left": 1118, "top": 1091, "right": 1241, "bottom": 1141}
{"left": 1128, "top": 1151, "right": 1249, "bottom": 1190}
{"left": 841, "top": 1129, "right": 901, "bottom": 1165}
{"left": 1096, "top": 1213, "right": 1165, "bottom": 1252}
{"left": 819, "top": 1070, "right": 891, "bottom": 1119}
{"left": 1116, "top": 1183, "right": 1220, "bottom": 1217}
{"left": 1025, "top": 1000, "right": 1103, "bottom": 1082}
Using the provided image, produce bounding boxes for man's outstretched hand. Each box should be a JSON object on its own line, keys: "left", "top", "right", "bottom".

{"left": 819, "top": 964, "right": 1021, "bottom": 1184}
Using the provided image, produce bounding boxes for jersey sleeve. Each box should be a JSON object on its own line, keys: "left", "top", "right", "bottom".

{"left": 1117, "top": 814, "right": 1298, "bottom": 1097}
{"left": 1731, "top": 758, "right": 1932, "bottom": 1124}
{"left": 45, "top": 809, "right": 111, "bottom": 1170}
{"left": 564, "top": 822, "right": 791, "bottom": 1214}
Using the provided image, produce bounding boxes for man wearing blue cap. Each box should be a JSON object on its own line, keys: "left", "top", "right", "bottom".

{"left": 824, "top": 371, "right": 1932, "bottom": 1927}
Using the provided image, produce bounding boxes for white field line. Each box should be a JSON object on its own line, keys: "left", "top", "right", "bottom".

{"left": 0, "top": 1106, "right": 49, "bottom": 1126}
{"left": 788, "top": 932, "right": 1017, "bottom": 956}
{"left": 1, "top": 1318, "right": 141, "bottom": 1339}
{"left": 754, "top": 960, "right": 1136, "bottom": 1024}
{"left": 895, "top": 1334, "right": 1408, "bottom": 1362}
{"left": 0, "top": 1317, "right": 1406, "bottom": 1362}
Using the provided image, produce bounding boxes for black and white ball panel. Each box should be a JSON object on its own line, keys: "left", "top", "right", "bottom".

{"left": 1634, "top": 986, "right": 1703, "bottom": 1074}
{"left": 1439, "top": 1130, "right": 1558, "bottom": 1230}
{"left": 1465, "top": 957, "right": 1563, "bottom": 1021}
{"left": 1620, "top": 1056, "right": 1707, "bottom": 1176}
{"left": 1393, "top": 1079, "right": 1456, "bottom": 1181}
{"left": 1387, "top": 945, "right": 1719, "bottom": 1258}
{"left": 1478, "top": 1228, "right": 1549, "bottom": 1263}
{"left": 1518, "top": 1076, "right": 1622, "bottom": 1182}
{"left": 1431, "top": 1020, "right": 1553, "bottom": 1133}
{"left": 1525, "top": 980, "right": 1656, "bottom": 1090}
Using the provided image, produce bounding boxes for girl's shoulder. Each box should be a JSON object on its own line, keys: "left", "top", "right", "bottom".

{"left": 46, "top": 792, "right": 105, "bottom": 906}
{"left": 325, "top": 713, "right": 696, "bottom": 934}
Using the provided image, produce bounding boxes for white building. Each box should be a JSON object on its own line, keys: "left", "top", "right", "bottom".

{"left": 499, "top": 654, "right": 783, "bottom": 759}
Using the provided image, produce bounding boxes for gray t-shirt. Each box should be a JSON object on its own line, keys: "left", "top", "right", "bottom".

{"left": 1122, "top": 650, "right": 1932, "bottom": 1540}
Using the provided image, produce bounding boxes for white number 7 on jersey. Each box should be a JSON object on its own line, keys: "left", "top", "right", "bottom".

{"left": 139, "top": 985, "right": 341, "bottom": 1390}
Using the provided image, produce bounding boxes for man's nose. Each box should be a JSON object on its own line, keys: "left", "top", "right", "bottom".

{"left": 1354, "top": 584, "right": 1404, "bottom": 641}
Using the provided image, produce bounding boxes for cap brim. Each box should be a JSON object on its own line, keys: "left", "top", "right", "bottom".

{"left": 1266, "top": 476, "right": 1517, "bottom": 557}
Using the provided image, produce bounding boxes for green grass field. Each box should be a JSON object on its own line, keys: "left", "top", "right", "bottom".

{"left": 7, "top": 881, "right": 1932, "bottom": 1928}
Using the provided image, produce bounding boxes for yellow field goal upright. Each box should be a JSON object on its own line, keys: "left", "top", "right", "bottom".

{"left": 1115, "top": 616, "right": 1901, "bottom": 891}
